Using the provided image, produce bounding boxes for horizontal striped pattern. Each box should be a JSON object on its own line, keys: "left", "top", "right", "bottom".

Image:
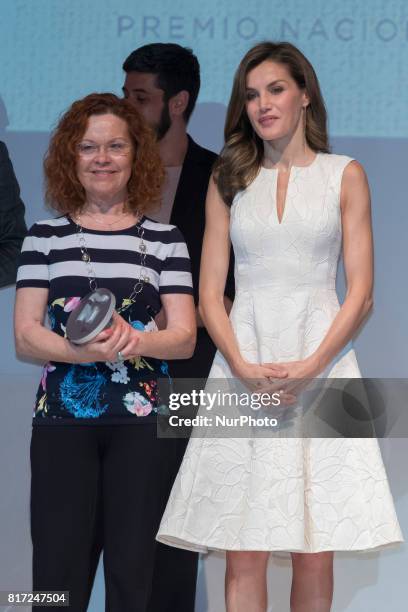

{"left": 16, "top": 215, "right": 193, "bottom": 298}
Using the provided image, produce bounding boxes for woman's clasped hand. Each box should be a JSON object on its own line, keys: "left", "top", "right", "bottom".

{"left": 69, "top": 311, "right": 143, "bottom": 364}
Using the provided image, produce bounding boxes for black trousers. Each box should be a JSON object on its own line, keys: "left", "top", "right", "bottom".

{"left": 147, "top": 438, "right": 198, "bottom": 612}
{"left": 30, "top": 424, "right": 197, "bottom": 612}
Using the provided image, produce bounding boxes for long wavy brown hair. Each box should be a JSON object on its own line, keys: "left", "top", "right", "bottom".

{"left": 214, "top": 42, "right": 330, "bottom": 206}
{"left": 44, "top": 92, "right": 164, "bottom": 215}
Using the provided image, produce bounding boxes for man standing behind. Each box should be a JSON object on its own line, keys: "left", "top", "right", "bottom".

{"left": 122, "top": 43, "right": 234, "bottom": 611}
{"left": 0, "top": 141, "right": 27, "bottom": 287}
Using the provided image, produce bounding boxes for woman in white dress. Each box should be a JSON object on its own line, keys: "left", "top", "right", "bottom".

{"left": 156, "top": 42, "right": 403, "bottom": 611}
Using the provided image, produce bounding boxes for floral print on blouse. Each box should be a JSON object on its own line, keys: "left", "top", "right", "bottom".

{"left": 35, "top": 296, "right": 170, "bottom": 423}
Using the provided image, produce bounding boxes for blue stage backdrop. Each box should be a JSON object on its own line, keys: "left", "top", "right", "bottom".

{"left": 0, "top": 1, "right": 407, "bottom": 611}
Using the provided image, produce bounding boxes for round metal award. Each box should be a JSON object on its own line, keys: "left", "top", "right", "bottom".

{"left": 66, "top": 288, "right": 116, "bottom": 345}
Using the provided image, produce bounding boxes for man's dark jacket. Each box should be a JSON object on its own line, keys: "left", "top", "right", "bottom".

{"left": 168, "top": 136, "right": 234, "bottom": 379}
{"left": 0, "top": 141, "right": 27, "bottom": 287}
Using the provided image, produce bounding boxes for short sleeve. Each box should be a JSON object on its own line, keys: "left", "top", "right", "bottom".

{"left": 16, "top": 223, "right": 50, "bottom": 289}
{"left": 159, "top": 226, "right": 193, "bottom": 295}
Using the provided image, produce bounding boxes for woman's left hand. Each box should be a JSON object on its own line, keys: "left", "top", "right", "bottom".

{"left": 109, "top": 311, "right": 143, "bottom": 360}
{"left": 262, "top": 355, "right": 322, "bottom": 402}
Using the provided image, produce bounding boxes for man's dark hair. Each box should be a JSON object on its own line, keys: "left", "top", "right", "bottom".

{"left": 123, "top": 43, "right": 200, "bottom": 122}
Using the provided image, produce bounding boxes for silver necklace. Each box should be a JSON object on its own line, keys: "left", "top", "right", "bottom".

{"left": 80, "top": 211, "right": 135, "bottom": 229}
{"left": 75, "top": 213, "right": 150, "bottom": 312}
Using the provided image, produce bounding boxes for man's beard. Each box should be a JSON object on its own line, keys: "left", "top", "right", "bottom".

{"left": 155, "top": 103, "right": 172, "bottom": 140}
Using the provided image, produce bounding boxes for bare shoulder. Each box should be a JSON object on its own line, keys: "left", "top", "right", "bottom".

{"left": 341, "top": 160, "right": 369, "bottom": 196}
{"left": 342, "top": 159, "right": 368, "bottom": 186}
{"left": 207, "top": 173, "right": 230, "bottom": 212}
{"left": 340, "top": 160, "right": 371, "bottom": 214}
{"left": 207, "top": 173, "right": 218, "bottom": 193}
{"left": 208, "top": 173, "right": 224, "bottom": 197}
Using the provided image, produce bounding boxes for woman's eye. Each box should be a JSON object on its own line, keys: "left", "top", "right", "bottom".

{"left": 271, "top": 87, "right": 284, "bottom": 94}
{"left": 78, "top": 144, "right": 96, "bottom": 154}
{"left": 246, "top": 92, "right": 257, "bottom": 101}
{"left": 109, "top": 143, "right": 130, "bottom": 154}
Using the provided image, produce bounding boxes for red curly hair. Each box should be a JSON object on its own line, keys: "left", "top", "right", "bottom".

{"left": 44, "top": 92, "right": 164, "bottom": 215}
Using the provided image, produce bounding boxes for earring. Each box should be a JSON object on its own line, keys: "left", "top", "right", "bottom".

{"left": 303, "top": 106, "right": 307, "bottom": 128}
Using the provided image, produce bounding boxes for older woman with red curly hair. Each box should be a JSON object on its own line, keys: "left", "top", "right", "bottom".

{"left": 14, "top": 93, "right": 196, "bottom": 612}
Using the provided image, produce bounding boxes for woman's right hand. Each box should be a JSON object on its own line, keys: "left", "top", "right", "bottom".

{"left": 69, "top": 313, "right": 136, "bottom": 363}
{"left": 232, "top": 360, "right": 287, "bottom": 392}
{"left": 232, "top": 360, "right": 296, "bottom": 404}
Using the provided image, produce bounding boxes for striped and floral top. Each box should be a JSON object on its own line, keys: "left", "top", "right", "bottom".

{"left": 16, "top": 215, "right": 193, "bottom": 425}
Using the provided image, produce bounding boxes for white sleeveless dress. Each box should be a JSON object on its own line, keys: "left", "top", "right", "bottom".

{"left": 156, "top": 153, "right": 403, "bottom": 553}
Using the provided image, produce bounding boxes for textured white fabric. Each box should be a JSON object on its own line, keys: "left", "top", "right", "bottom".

{"left": 157, "top": 153, "right": 403, "bottom": 553}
